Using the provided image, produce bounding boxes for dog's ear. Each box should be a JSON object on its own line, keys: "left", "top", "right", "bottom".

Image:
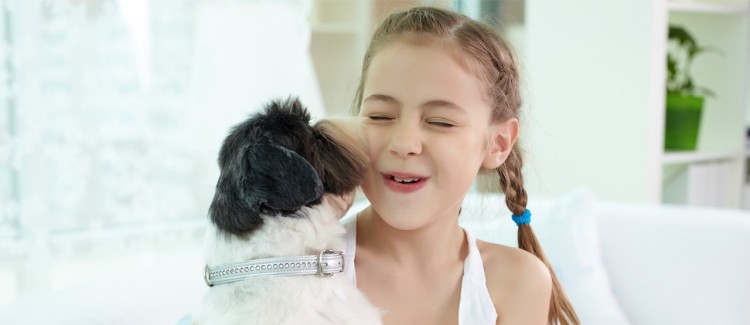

{"left": 240, "top": 136, "right": 323, "bottom": 212}
{"left": 209, "top": 135, "right": 323, "bottom": 237}
{"left": 312, "top": 118, "right": 369, "bottom": 195}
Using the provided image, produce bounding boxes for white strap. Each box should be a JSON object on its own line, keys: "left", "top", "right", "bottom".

{"left": 204, "top": 250, "right": 344, "bottom": 287}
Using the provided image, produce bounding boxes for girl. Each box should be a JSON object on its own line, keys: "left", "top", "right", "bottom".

{"left": 342, "top": 6, "right": 579, "bottom": 325}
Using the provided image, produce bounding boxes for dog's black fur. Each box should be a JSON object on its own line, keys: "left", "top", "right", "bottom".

{"left": 208, "top": 97, "right": 364, "bottom": 237}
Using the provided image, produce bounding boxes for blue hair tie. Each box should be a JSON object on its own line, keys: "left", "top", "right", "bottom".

{"left": 512, "top": 209, "right": 531, "bottom": 226}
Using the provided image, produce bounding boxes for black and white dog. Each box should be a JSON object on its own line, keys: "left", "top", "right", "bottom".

{"left": 197, "top": 98, "right": 381, "bottom": 325}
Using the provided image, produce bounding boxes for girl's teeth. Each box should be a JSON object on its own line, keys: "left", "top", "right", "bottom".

{"left": 393, "top": 176, "right": 420, "bottom": 183}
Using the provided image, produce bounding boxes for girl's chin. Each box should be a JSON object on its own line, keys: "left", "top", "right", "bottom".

{"left": 367, "top": 204, "right": 432, "bottom": 231}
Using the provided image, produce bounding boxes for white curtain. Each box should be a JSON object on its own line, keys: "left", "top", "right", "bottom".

{"left": 0, "top": 0, "right": 324, "bottom": 301}
{"left": 187, "top": 0, "right": 326, "bottom": 212}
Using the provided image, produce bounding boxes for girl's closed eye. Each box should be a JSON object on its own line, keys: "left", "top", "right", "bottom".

{"left": 367, "top": 114, "right": 395, "bottom": 122}
{"left": 426, "top": 119, "right": 455, "bottom": 128}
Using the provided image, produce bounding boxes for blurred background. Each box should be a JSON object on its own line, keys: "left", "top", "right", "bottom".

{"left": 0, "top": 0, "right": 748, "bottom": 313}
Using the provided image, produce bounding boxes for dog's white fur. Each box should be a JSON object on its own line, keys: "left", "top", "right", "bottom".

{"left": 197, "top": 198, "right": 381, "bottom": 325}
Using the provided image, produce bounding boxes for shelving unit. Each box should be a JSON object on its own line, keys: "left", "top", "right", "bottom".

{"left": 308, "top": 0, "right": 372, "bottom": 116}
{"left": 660, "top": 1, "right": 749, "bottom": 208}
{"left": 307, "top": 0, "right": 434, "bottom": 116}
{"left": 311, "top": 23, "right": 362, "bottom": 35}
{"left": 525, "top": 0, "right": 750, "bottom": 210}
{"left": 668, "top": 1, "right": 749, "bottom": 14}
{"left": 662, "top": 150, "right": 743, "bottom": 165}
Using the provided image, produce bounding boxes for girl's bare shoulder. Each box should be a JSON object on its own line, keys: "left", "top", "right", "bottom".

{"left": 476, "top": 240, "right": 552, "bottom": 321}
{"left": 476, "top": 239, "right": 548, "bottom": 274}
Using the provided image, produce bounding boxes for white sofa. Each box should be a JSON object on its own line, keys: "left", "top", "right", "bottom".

{"left": 594, "top": 201, "right": 750, "bottom": 324}
{"left": 1, "top": 189, "right": 749, "bottom": 324}
{"left": 459, "top": 189, "right": 750, "bottom": 325}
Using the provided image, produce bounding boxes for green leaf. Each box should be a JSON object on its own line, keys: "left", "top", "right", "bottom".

{"left": 668, "top": 25, "right": 697, "bottom": 49}
{"left": 667, "top": 55, "right": 677, "bottom": 80}
{"left": 666, "top": 24, "right": 721, "bottom": 100}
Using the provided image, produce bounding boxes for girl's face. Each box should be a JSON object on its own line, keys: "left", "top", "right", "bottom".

{"left": 359, "top": 41, "right": 511, "bottom": 230}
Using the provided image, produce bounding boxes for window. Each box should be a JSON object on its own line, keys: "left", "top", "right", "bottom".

{"left": 0, "top": 0, "right": 323, "bottom": 304}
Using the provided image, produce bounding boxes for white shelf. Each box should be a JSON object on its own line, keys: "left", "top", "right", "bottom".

{"left": 662, "top": 150, "right": 743, "bottom": 164}
{"left": 311, "top": 23, "right": 359, "bottom": 35}
{"left": 668, "top": 1, "right": 750, "bottom": 14}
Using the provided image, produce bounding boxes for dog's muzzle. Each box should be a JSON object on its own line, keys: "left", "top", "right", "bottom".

{"left": 204, "top": 250, "right": 345, "bottom": 287}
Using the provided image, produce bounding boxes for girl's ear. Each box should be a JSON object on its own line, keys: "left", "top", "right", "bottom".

{"left": 482, "top": 117, "right": 519, "bottom": 169}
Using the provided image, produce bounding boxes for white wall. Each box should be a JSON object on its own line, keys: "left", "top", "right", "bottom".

{"left": 524, "top": 0, "right": 664, "bottom": 203}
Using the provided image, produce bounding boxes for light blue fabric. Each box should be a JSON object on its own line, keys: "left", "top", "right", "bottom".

{"left": 175, "top": 314, "right": 193, "bottom": 325}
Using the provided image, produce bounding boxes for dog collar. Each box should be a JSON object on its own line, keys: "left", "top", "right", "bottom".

{"left": 204, "top": 250, "right": 344, "bottom": 287}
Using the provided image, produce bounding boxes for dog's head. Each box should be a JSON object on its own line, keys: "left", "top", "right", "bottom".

{"left": 208, "top": 97, "right": 367, "bottom": 237}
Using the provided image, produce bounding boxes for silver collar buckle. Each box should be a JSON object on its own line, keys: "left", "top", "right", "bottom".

{"left": 318, "top": 249, "right": 342, "bottom": 277}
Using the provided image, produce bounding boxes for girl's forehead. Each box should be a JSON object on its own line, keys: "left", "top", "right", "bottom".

{"left": 364, "top": 41, "right": 490, "bottom": 108}
{"left": 368, "top": 41, "right": 473, "bottom": 82}
{"left": 374, "top": 39, "right": 462, "bottom": 68}
{"left": 386, "top": 38, "right": 483, "bottom": 75}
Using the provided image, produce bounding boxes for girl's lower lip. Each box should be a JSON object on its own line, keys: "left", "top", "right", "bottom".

{"left": 382, "top": 175, "right": 428, "bottom": 193}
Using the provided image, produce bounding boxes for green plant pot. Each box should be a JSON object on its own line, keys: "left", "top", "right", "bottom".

{"left": 665, "top": 93, "right": 704, "bottom": 151}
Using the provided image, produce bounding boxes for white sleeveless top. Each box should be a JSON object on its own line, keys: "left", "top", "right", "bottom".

{"left": 341, "top": 215, "right": 498, "bottom": 325}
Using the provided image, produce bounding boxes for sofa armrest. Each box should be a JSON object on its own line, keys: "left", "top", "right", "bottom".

{"left": 595, "top": 202, "right": 750, "bottom": 325}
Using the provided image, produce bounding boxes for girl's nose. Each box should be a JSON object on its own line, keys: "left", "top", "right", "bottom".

{"left": 387, "top": 119, "right": 422, "bottom": 158}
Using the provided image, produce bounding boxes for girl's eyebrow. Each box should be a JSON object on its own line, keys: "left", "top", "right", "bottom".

{"left": 364, "top": 95, "right": 464, "bottom": 112}
{"left": 422, "top": 100, "right": 465, "bottom": 112}
{"left": 363, "top": 94, "right": 399, "bottom": 105}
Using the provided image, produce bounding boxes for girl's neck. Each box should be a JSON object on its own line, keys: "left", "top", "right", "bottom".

{"left": 357, "top": 206, "right": 466, "bottom": 270}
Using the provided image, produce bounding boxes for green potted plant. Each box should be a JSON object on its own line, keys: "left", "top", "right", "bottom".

{"left": 665, "top": 25, "right": 717, "bottom": 151}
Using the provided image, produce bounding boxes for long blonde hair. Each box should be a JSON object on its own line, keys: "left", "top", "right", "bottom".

{"left": 354, "top": 6, "right": 579, "bottom": 325}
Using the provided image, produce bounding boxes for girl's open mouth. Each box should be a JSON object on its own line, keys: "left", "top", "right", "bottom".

{"left": 390, "top": 176, "right": 421, "bottom": 183}
{"left": 382, "top": 173, "right": 428, "bottom": 193}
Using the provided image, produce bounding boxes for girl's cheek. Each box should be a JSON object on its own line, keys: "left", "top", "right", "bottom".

{"left": 363, "top": 126, "right": 383, "bottom": 155}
